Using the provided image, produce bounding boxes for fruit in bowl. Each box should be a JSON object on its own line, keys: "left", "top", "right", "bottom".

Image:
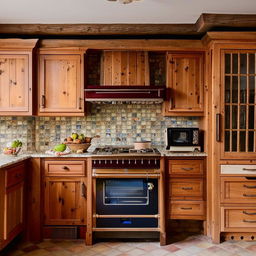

{"left": 3, "top": 140, "right": 22, "bottom": 156}
{"left": 63, "top": 133, "right": 100, "bottom": 153}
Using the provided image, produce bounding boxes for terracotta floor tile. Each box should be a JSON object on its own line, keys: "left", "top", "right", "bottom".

{"left": 126, "top": 248, "right": 146, "bottom": 256}
{"left": 22, "top": 245, "right": 40, "bottom": 253}
{"left": 148, "top": 248, "right": 173, "bottom": 256}
{"left": 162, "top": 244, "right": 180, "bottom": 253}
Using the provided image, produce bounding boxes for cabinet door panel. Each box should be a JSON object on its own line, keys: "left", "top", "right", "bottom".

{"left": 165, "top": 53, "right": 204, "bottom": 116}
{"left": 221, "top": 50, "right": 256, "bottom": 158}
{"left": 39, "top": 54, "right": 83, "bottom": 114}
{"left": 0, "top": 55, "right": 29, "bottom": 112}
{"left": 44, "top": 178, "right": 86, "bottom": 225}
{"left": 4, "top": 182, "right": 24, "bottom": 240}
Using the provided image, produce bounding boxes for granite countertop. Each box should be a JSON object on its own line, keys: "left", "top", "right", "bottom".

{"left": 0, "top": 154, "right": 31, "bottom": 169}
{"left": 0, "top": 150, "right": 207, "bottom": 169}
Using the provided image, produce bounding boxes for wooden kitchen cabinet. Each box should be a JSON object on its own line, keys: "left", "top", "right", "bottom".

{"left": 38, "top": 50, "right": 85, "bottom": 116}
{"left": 43, "top": 160, "right": 87, "bottom": 226}
{"left": 0, "top": 162, "right": 25, "bottom": 250}
{"left": 44, "top": 177, "right": 87, "bottom": 225}
{"left": 167, "top": 158, "right": 205, "bottom": 220}
{"left": 164, "top": 52, "right": 204, "bottom": 116}
{"left": 0, "top": 39, "right": 37, "bottom": 116}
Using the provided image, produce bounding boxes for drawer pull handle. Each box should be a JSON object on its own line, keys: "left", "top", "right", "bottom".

{"left": 244, "top": 185, "right": 256, "bottom": 189}
{"left": 243, "top": 168, "right": 256, "bottom": 171}
{"left": 181, "top": 168, "right": 193, "bottom": 171}
{"left": 243, "top": 219, "right": 256, "bottom": 223}
{"left": 62, "top": 166, "right": 70, "bottom": 171}
{"left": 181, "top": 207, "right": 192, "bottom": 210}
{"left": 243, "top": 194, "right": 256, "bottom": 198}
{"left": 243, "top": 211, "right": 256, "bottom": 215}
{"left": 182, "top": 187, "right": 193, "bottom": 190}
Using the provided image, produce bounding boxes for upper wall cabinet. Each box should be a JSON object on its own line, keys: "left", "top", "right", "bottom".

{"left": 0, "top": 39, "right": 37, "bottom": 116}
{"left": 86, "top": 50, "right": 166, "bottom": 86}
{"left": 38, "top": 49, "right": 85, "bottom": 116}
{"left": 164, "top": 52, "right": 204, "bottom": 116}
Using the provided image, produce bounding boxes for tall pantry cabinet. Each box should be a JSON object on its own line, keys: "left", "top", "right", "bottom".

{"left": 205, "top": 32, "right": 256, "bottom": 243}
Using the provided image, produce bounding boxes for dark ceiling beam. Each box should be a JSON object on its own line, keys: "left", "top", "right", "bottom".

{"left": 0, "top": 14, "right": 255, "bottom": 37}
{"left": 196, "top": 13, "right": 256, "bottom": 33}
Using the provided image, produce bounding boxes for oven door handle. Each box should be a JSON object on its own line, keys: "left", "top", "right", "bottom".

{"left": 92, "top": 173, "right": 160, "bottom": 178}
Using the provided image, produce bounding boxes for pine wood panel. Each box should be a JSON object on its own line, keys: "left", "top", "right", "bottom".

{"left": 221, "top": 207, "right": 256, "bottom": 232}
{"left": 168, "top": 159, "right": 204, "bottom": 176}
{"left": 44, "top": 177, "right": 87, "bottom": 225}
{"left": 5, "top": 163, "right": 25, "bottom": 188}
{"left": 0, "top": 55, "right": 29, "bottom": 112}
{"left": 4, "top": 182, "right": 24, "bottom": 240}
{"left": 169, "top": 200, "right": 205, "bottom": 220}
{"left": 38, "top": 52, "right": 84, "bottom": 115}
{"left": 169, "top": 178, "right": 204, "bottom": 199}
{"left": 221, "top": 177, "right": 256, "bottom": 204}
{"left": 44, "top": 160, "right": 85, "bottom": 177}
{"left": 164, "top": 52, "right": 204, "bottom": 116}
{"left": 102, "top": 51, "right": 149, "bottom": 86}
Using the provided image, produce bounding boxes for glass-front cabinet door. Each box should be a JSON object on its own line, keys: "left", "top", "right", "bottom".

{"left": 222, "top": 50, "right": 256, "bottom": 158}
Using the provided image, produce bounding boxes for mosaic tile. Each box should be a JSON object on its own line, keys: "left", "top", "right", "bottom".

{"left": 0, "top": 104, "right": 199, "bottom": 153}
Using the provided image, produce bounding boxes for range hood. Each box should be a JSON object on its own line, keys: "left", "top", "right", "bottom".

{"left": 84, "top": 86, "right": 165, "bottom": 103}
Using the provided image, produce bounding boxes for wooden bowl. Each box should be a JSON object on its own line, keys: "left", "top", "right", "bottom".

{"left": 66, "top": 143, "right": 91, "bottom": 153}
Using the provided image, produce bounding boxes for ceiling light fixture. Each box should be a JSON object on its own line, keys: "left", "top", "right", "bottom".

{"left": 107, "top": 0, "right": 142, "bottom": 4}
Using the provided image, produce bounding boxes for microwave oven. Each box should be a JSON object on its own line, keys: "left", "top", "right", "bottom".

{"left": 165, "top": 128, "right": 201, "bottom": 152}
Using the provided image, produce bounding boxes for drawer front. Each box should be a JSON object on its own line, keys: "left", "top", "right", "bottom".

{"left": 221, "top": 177, "right": 256, "bottom": 203}
{"left": 6, "top": 163, "right": 25, "bottom": 188}
{"left": 169, "top": 160, "right": 204, "bottom": 175}
{"left": 221, "top": 207, "right": 256, "bottom": 231}
{"left": 45, "top": 161, "right": 86, "bottom": 176}
{"left": 169, "top": 201, "right": 205, "bottom": 219}
{"left": 169, "top": 179, "right": 203, "bottom": 198}
{"left": 221, "top": 165, "right": 256, "bottom": 175}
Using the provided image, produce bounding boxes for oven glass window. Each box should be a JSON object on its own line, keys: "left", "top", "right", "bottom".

{"left": 104, "top": 179, "right": 149, "bottom": 205}
{"left": 173, "top": 131, "right": 189, "bottom": 144}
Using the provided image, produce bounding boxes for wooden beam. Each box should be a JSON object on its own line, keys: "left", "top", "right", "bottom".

{"left": 0, "top": 24, "right": 198, "bottom": 36}
{"left": 196, "top": 13, "right": 256, "bottom": 33}
{"left": 0, "top": 14, "right": 255, "bottom": 37}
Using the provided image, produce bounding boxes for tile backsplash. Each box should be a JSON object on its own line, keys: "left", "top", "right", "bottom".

{"left": 0, "top": 104, "right": 199, "bottom": 153}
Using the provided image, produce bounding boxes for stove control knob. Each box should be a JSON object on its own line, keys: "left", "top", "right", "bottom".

{"left": 117, "top": 159, "right": 119, "bottom": 165}
{"left": 105, "top": 160, "right": 107, "bottom": 165}
{"left": 99, "top": 160, "right": 101, "bottom": 165}
{"left": 148, "top": 182, "right": 154, "bottom": 191}
{"left": 148, "top": 160, "right": 150, "bottom": 164}
{"left": 128, "top": 160, "right": 131, "bottom": 165}
{"left": 110, "top": 160, "right": 112, "bottom": 164}
{"left": 122, "top": 159, "right": 124, "bottom": 165}
{"left": 141, "top": 159, "right": 144, "bottom": 164}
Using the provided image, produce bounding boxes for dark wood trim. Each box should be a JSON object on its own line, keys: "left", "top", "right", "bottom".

{"left": 196, "top": 13, "right": 256, "bottom": 33}
{"left": 0, "top": 14, "right": 255, "bottom": 37}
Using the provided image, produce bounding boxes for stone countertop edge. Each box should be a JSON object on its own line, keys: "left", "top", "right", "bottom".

{"left": 0, "top": 151, "right": 207, "bottom": 169}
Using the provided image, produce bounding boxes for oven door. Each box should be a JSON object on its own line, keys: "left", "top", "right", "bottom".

{"left": 96, "top": 178, "right": 158, "bottom": 215}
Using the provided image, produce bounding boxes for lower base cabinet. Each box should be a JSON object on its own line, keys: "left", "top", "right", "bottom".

{"left": 43, "top": 159, "right": 87, "bottom": 239}
{"left": 0, "top": 163, "right": 25, "bottom": 250}
{"left": 44, "top": 177, "right": 87, "bottom": 225}
{"left": 167, "top": 158, "right": 206, "bottom": 221}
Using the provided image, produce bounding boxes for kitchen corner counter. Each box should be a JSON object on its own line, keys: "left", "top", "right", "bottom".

{"left": 0, "top": 154, "right": 31, "bottom": 169}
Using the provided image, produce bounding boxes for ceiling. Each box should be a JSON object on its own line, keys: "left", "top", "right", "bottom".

{"left": 0, "top": 0, "right": 256, "bottom": 24}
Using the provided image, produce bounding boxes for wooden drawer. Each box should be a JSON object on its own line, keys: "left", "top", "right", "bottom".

{"left": 5, "top": 163, "right": 25, "bottom": 188}
{"left": 221, "top": 165, "right": 256, "bottom": 175}
{"left": 44, "top": 161, "right": 86, "bottom": 176}
{"left": 169, "top": 159, "right": 204, "bottom": 176}
{"left": 221, "top": 207, "right": 256, "bottom": 232}
{"left": 221, "top": 177, "right": 256, "bottom": 203}
{"left": 169, "top": 201, "right": 205, "bottom": 220}
{"left": 169, "top": 178, "right": 204, "bottom": 199}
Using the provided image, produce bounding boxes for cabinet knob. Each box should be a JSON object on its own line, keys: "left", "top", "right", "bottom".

{"left": 62, "top": 166, "right": 69, "bottom": 171}
{"left": 41, "top": 95, "right": 46, "bottom": 108}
